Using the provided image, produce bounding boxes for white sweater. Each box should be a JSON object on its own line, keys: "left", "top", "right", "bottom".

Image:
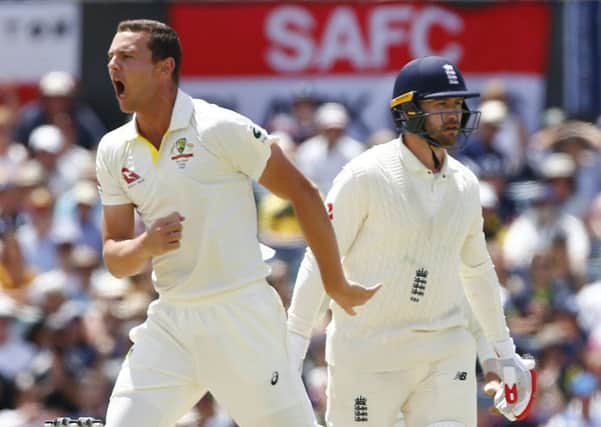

{"left": 288, "top": 138, "right": 508, "bottom": 371}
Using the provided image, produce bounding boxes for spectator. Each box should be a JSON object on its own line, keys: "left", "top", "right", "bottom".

{"left": 545, "top": 371, "right": 601, "bottom": 426}
{"left": 16, "top": 187, "right": 58, "bottom": 273}
{"left": 14, "top": 71, "right": 106, "bottom": 150}
{"left": 585, "top": 194, "right": 601, "bottom": 282}
{"left": 480, "top": 79, "right": 529, "bottom": 176}
{"left": 28, "top": 125, "right": 70, "bottom": 196}
{"left": 0, "top": 106, "right": 27, "bottom": 175}
{"left": 0, "top": 296, "right": 36, "bottom": 381}
{"left": 289, "top": 84, "right": 319, "bottom": 144}
{"left": 503, "top": 156, "right": 590, "bottom": 277}
{"left": 459, "top": 99, "right": 511, "bottom": 179}
{"left": 529, "top": 121, "right": 601, "bottom": 218}
{"left": 295, "top": 102, "right": 364, "bottom": 194}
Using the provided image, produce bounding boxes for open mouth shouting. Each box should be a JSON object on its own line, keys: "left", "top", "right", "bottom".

{"left": 112, "top": 79, "right": 126, "bottom": 99}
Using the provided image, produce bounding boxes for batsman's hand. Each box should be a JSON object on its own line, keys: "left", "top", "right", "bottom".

{"left": 327, "top": 279, "right": 381, "bottom": 316}
{"left": 142, "top": 212, "right": 185, "bottom": 256}
{"left": 483, "top": 370, "right": 502, "bottom": 416}
{"left": 492, "top": 339, "right": 537, "bottom": 421}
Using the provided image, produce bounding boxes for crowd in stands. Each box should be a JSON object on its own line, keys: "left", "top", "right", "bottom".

{"left": 0, "top": 71, "right": 601, "bottom": 426}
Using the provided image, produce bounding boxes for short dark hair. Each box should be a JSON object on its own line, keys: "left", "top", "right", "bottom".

{"left": 117, "top": 19, "right": 182, "bottom": 85}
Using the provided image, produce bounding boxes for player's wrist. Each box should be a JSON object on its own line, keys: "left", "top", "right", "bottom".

{"left": 137, "top": 231, "right": 155, "bottom": 258}
{"left": 492, "top": 338, "right": 515, "bottom": 360}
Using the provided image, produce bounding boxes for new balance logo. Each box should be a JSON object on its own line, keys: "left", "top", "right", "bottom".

{"left": 410, "top": 268, "right": 428, "bottom": 303}
{"left": 454, "top": 371, "right": 468, "bottom": 381}
{"left": 354, "top": 396, "right": 368, "bottom": 422}
{"left": 121, "top": 167, "right": 141, "bottom": 184}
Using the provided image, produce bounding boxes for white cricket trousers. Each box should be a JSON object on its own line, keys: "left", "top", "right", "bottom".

{"left": 105, "top": 280, "right": 317, "bottom": 427}
{"left": 325, "top": 327, "right": 477, "bottom": 427}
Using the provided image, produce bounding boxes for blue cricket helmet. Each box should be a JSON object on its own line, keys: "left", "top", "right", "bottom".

{"left": 390, "top": 56, "right": 481, "bottom": 145}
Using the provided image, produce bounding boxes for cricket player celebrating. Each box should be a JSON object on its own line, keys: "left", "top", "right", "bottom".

{"left": 286, "top": 56, "right": 536, "bottom": 427}
{"left": 96, "top": 19, "right": 379, "bottom": 427}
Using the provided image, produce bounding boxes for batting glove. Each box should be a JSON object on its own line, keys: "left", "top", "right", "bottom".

{"left": 492, "top": 338, "right": 537, "bottom": 421}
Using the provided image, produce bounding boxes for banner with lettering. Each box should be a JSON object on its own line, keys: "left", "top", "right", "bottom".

{"left": 0, "top": 2, "right": 81, "bottom": 101}
{"left": 171, "top": 2, "right": 550, "bottom": 138}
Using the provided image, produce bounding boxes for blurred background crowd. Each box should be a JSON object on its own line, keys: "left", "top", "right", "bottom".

{"left": 1, "top": 1, "right": 601, "bottom": 426}
{"left": 1, "top": 67, "right": 601, "bottom": 427}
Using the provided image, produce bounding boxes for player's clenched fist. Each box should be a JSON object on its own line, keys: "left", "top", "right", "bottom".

{"left": 142, "top": 212, "right": 185, "bottom": 256}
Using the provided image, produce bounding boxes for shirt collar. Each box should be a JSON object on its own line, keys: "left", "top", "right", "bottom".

{"left": 398, "top": 135, "right": 453, "bottom": 177}
{"left": 121, "top": 89, "right": 194, "bottom": 142}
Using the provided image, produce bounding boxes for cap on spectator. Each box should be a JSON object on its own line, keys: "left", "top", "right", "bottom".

{"left": 0, "top": 296, "right": 17, "bottom": 319}
{"left": 316, "top": 102, "right": 349, "bottom": 129}
{"left": 28, "top": 186, "right": 53, "bottom": 209}
{"left": 29, "top": 124, "right": 64, "bottom": 154}
{"left": 78, "top": 156, "right": 97, "bottom": 181}
{"left": 540, "top": 152, "right": 575, "bottom": 179}
{"left": 479, "top": 100, "right": 508, "bottom": 126}
{"left": 110, "top": 291, "right": 151, "bottom": 320}
{"left": 69, "top": 244, "right": 99, "bottom": 269}
{"left": 15, "top": 160, "right": 45, "bottom": 188}
{"left": 46, "top": 301, "right": 84, "bottom": 330}
{"left": 92, "top": 271, "right": 132, "bottom": 299}
{"left": 268, "top": 113, "right": 299, "bottom": 137}
{"left": 72, "top": 180, "right": 98, "bottom": 206}
{"left": 368, "top": 128, "right": 396, "bottom": 147}
{"left": 479, "top": 181, "right": 498, "bottom": 209}
{"left": 50, "top": 221, "right": 80, "bottom": 245}
{"left": 28, "top": 270, "right": 68, "bottom": 305}
{"left": 39, "top": 71, "right": 76, "bottom": 97}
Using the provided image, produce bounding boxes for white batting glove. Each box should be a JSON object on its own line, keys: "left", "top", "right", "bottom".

{"left": 492, "top": 339, "right": 537, "bottom": 421}
{"left": 286, "top": 330, "right": 310, "bottom": 375}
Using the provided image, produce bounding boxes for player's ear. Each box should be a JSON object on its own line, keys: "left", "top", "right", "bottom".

{"left": 160, "top": 57, "right": 175, "bottom": 78}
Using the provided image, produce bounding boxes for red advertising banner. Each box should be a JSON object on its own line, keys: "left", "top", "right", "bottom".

{"left": 170, "top": 2, "right": 550, "bottom": 77}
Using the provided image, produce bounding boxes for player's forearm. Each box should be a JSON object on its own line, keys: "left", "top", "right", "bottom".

{"left": 461, "top": 262, "right": 510, "bottom": 343}
{"left": 103, "top": 233, "right": 151, "bottom": 278}
{"left": 289, "top": 183, "right": 345, "bottom": 294}
{"left": 288, "top": 251, "right": 328, "bottom": 337}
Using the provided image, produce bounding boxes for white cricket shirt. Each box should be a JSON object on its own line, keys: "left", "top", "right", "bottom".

{"left": 288, "top": 137, "right": 509, "bottom": 371}
{"left": 96, "top": 90, "right": 275, "bottom": 300}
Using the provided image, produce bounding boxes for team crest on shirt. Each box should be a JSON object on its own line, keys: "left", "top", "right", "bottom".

{"left": 170, "top": 137, "right": 195, "bottom": 169}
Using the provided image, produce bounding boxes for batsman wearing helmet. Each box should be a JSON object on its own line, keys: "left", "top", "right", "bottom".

{"left": 286, "top": 56, "right": 536, "bottom": 426}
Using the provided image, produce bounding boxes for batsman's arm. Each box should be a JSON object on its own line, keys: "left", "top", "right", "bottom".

{"left": 459, "top": 205, "right": 510, "bottom": 344}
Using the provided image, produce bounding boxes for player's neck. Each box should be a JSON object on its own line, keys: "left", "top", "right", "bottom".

{"left": 403, "top": 133, "right": 445, "bottom": 172}
{"left": 135, "top": 86, "right": 178, "bottom": 149}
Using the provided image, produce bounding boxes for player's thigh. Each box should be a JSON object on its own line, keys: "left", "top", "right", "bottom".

{"left": 210, "top": 370, "right": 316, "bottom": 427}
{"left": 325, "top": 365, "right": 411, "bottom": 427}
{"left": 106, "top": 312, "right": 206, "bottom": 427}
{"left": 202, "top": 284, "right": 316, "bottom": 425}
{"left": 111, "top": 312, "right": 199, "bottom": 393}
{"left": 105, "top": 384, "right": 205, "bottom": 427}
{"left": 403, "top": 345, "right": 476, "bottom": 427}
